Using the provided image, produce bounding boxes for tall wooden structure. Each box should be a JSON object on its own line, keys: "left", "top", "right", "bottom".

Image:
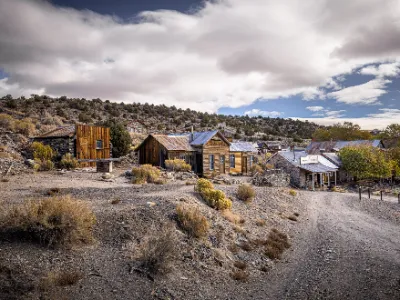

{"left": 33, "top": 124, "right": 111, "bottom": 167}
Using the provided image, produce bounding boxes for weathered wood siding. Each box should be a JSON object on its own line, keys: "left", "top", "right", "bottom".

{"left": 137, "top": 136, "right": 164, "bottom": 166}
{"left": 229, "top": 152, "right": 242, "bottom": 174}
{"left": 229, "top": 152, "right": 255, "bottom": 175}
{"left": 202, "top": 134, "right": 230, "bottom": 178}
{"left": 76, "top": 124, "right": 110, "bottom": 167}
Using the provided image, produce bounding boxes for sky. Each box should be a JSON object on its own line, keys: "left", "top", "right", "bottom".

{"left": 0, "top": 0, "right": 400, "bottom": 130}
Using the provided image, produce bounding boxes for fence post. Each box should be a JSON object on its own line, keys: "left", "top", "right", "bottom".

{"left": 380, "top": 190, "right": 383, "bottom": 201}
{"left": 368, "top": 188, "right": 370, "bottom": 199}
{"left": 359, "top": 186, "right": 362, "bottom": 201}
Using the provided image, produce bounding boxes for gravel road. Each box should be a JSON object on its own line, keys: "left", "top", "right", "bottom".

{"left": 244, "top": 191, "right": 400, "bottom": 300}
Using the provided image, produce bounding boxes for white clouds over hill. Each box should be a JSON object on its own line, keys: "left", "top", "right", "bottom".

{"left": 0, "top": 0, "right": 400, "bottom": 113}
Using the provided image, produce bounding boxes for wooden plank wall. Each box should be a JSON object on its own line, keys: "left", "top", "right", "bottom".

{"left": 202, "top": 135, "right": 230, "bottom": 178}
{"left": 229, "top": 152, "right": 243, "bottom": 174}
{"left": 138, "top": 136, "right": 162, "bottom": 166}
{"left": 76, "top": 124, "right": 111, "bottom": 167}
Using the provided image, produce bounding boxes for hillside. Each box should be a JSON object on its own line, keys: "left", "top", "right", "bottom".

{"left": 0, "top": 94, "right": 321, "bottom": 143}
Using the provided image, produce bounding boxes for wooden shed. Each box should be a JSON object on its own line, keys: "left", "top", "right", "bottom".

{"left": 229, "top": 142, "right": 257, "bottom": 175}
{"left": 33, "top": 124, "right": 111, "bottom": 167}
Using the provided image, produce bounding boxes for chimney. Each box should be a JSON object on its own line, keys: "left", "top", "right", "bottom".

{"left": 190, "top": 126, "right": 194, "bottom": 142}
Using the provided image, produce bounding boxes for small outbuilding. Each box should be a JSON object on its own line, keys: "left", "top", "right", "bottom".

{"left": 229, "top": 142, "right": 257, "bottom": 175}
{"left": 268, "top": 150, "right": 338, "bottom": 190}
{"left": 32, "top": 124, "right": 111, "bottom": 167}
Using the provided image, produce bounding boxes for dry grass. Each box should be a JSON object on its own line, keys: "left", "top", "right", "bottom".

{"left": 176, "top": 204, "right": 209, "bottom": 238}
{"left": 132, "top": 164, "right": 161, "bottom": 184}
{"left": 137, "top": 225, "right": 178, "bottom": 275}
{"left": 264, "top": 229, "right": 291, "bottom": 260}
{"left": 230, "top": 270, "right": 249, "bottom": 281}
{"left": 46, "top": 187, "right": 61, "bottom": 196}
{"left": 233, "top": 261, "right": 247, "bottom": 270}
{"left": 165, "top": 159, "right": 191, "bottom": 172}
{"left": 255, "top": 219, "right": 266, "bottom": 226}
{"left": 41, "top": 270, "right": 83, "bottom": 288}
{"left": 0, "top": 195, "right": 96, "bottom": 247}
{"left": 236, "top": 184, "right": 256, "bottom": 202}
{"left": 222, "top": 210, "right": 245, "bottom": 225}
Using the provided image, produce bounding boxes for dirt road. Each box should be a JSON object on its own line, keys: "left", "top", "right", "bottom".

{"left": 246, "top": 192, "right": 400, "bottom": 300}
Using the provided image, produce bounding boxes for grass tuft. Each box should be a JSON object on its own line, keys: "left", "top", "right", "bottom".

{"left": 237, "top": 184, "right": 256, "bottom": 202}
{"left": 176, "top": 204, "right": 209, "bottom": 238}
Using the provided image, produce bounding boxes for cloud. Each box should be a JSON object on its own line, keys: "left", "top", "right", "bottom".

{"left": 244, "top": 109, "right": 282, "bottom": 117}
{"left": 306, "top": 106, "right": 324, "bottom": 112}
{"left": 359, "top": 62, "right": 400, "bottom": 77}
{"left": 327, "top": 78, "right": 389, "bottom": 105}
{"left": 368, "top": 108, "right": 400, "bottom": 118}
{"left": 0, "top": 0, "right": 400, "bottom": 111}
{"left": 325, "top": 110, "right": 346, "bottom": 118}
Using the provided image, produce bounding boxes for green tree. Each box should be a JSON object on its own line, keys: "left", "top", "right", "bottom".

{"left": 338, "top": 146, "right": 373, "bottom": 180}
{"left": 313, "top": 122, "right": 372, "bottom": 141}
{"left": 101, "top": 119, "right": 132, "bottom": 157}
{"left": 379, "top": 124, "right": 400, "bottom": 139}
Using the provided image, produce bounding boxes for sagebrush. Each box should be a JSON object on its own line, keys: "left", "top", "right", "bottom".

{"left": 165, "top": 159, "right": 192, "bottom": 172}
{"left": 132, "top": 164, "right": 161, "bottom": 184}
{"left": 196, "top": 179, "right": 232, "bottom": 210}
{"left": 0, "top": 195, "right": 96, "bottom": 247}
{"left": 237, "top": 184, "right": 255, "bottom": 202}
{"left": 59, "top": 153, "right": 79, "bottom": 170}
{"left": 176, "top": 204, "right": 209, "bottom": 238}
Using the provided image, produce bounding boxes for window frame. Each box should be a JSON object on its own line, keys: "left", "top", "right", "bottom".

{"left": 96, "top": 139, "right": 103, "bottom": 149}
{"left": 230, "top": 154, "right": 235, "bottom": 168}
{"left": 209, "top": 154, "right": 215, "bottom": 171}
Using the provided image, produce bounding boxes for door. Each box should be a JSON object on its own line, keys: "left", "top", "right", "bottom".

{"left": 220, "top": 155, "right": 225, "bottom": 174}
{"left": 242, "top": 156, "right": 247, "bottom": 174}
{"left": 196, "top": 153, "right": 203, "bottom": 175}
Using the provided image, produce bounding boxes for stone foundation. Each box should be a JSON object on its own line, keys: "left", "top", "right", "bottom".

{"left": 96, "top": 161, "right": 113, "bottom": 173}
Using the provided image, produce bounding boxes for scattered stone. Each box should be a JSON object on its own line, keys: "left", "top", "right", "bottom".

{"left": 253, "top": 169, "right": 290, "bottom": 187}
{"left": 102, "top": 173, "right": 114, "bottom": 180}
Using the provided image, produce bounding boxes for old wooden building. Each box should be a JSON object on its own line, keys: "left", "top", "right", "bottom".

{"left": 136, "top": 130, "right": 231, "bottom": 177}
{"left": 229, "top": 142, "right": 257, "bottom": 175}
{"left": 33, "top": 124, "right": 111, "bottom": 166}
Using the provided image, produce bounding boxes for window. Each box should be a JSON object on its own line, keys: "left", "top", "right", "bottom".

{"left": 209, "top": 154, "right": 215, "bottom": 170}
{"left": 96, "top": 140, "right": 103, "bottom": 149}
{"left": 230, "top": 154, "right": 235, "bottom": 168}
{"left": 249, "top": 155, "right": 254, "bottom": 167}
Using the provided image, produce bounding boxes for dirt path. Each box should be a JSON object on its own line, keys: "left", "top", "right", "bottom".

{"left": 243, "top": 191, "right": 400, "bottom": 300}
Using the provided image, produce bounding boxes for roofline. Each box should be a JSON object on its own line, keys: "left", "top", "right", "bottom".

{"left": 134, "top": 134, "right": 196, "bottom": 152}
{"left": 190, "top": 130, "right": 231, "bottom": 146}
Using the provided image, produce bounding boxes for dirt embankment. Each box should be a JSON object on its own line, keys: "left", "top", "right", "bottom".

{"left": 0, "top": 170, "right": 304, "bottom": 300}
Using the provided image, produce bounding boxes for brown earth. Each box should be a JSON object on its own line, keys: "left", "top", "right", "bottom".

{"left": 0, "top": 170, "right": 399, "bottom": 299}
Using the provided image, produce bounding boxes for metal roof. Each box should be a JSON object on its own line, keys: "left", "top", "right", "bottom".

{"left": 230, "top": 142, "right": 257, "bottom": 152}
{"left": 190, "top": 130, "right": 230, "bottom": 146}
{"left": 152, "top": 135, "right": 194, "bottom": 151}
{"left": 306, "top": 140, "right": 382, "bottom": 153}
{"left": 279, "top": 151, "right": 338, "bottom": 173}
{"left": 35, "top": 125, "right": 76, "bottom": 138}
{"left": 322, "top": 152, "right": 342, "bottom": 167}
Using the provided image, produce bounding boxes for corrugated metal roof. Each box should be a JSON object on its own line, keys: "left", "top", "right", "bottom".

{"left": 279, "top": 151, "right": 338, "bottom": 173}
{"left": 230, "top": 142, "right": 257, "bottom": 152}
{"left": 190, "top": 130, "right": 230, "bottom": 146}
{"left": 322, "top": 152, "right": 342, "bottom": 167}
{"left": 306, "top": 140, "right": 382, "bottom": 153}
{"left": 35, "top": 125, "right": 76, "bottom": 138}
{"left": 152, "top": 135, "right": 194, "bottom": 151}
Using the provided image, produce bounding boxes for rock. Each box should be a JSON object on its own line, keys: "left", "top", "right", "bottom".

{"left": 25, "top": 159, "right": 35, "bottom": 167}
{"left": 166, "top": 172, "right": 174, "bottom": 179}
{"left": 102, "top": 173, "right": 114, "bottom": 180}
{"left": 125, "top": 170, "right": 133, "bottom": 177}
{"left": 146, "top": 201, "right": 156, "bottom": 207}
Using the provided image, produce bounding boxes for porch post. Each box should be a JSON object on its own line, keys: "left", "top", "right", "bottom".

{"left": 334, "top": 171, "right": 337, "bottom": 186}
{"left": 312, "top": 173, "right": 315, "bottom": 191}
{"left": 320, "top": 173, "right": 323, "bottom": 187}
{"left": 328, "top": 172, "right": 330, "bottom": 187}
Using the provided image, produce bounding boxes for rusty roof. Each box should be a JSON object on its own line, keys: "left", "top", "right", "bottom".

{"left": 35, "top": 125, "right": 76, "bottom": 138}
{"left": 152, "top": 134, "right": 194, "bottom": 151}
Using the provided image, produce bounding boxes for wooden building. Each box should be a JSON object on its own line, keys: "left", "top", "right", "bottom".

{"left": 32, "top": 124, "right": 111, "bottom": 167}
{"left": 135, "top": 130, "right": 231, "bottom": 177}
{"left": 229, "top": 142, "right": 257, "bottom": 175}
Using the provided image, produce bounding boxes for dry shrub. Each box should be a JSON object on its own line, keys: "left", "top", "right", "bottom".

{"left": 137, "top": 225, "right": 178, "bottom": 275}
{"left": 176, "top": 204, "right": 209, "bottom": 238}
{"left": 132, "top": 164, "right": 161, "bottom": 184}
{"left": 237, "top": 184, "right": 255, "bottom": 202}
{"left": 233, "top": 261, "right": 247, "bottom": 270}
{"left": 46, "top": 187, "right": 61, "bottom": 196}
{"left": 255, "top": 219, "right": 266, "bottom": 226}
{"left": 196, "top": 179, "right": 232, "bottom": 210}
{"left": 289, "top": 189, "right": 297, "bottom": 196}
{"left": 154, "top": 178, "right": 166, "bottom": 185}
{"left": 230, "top": 270, "right": 249, "bottom": 281}
{"left": 228, "top": 243, "right": 239, "bottom": 254}
{"left": 165, "top": 159, "right": 191, "bottom": 172}
{"left": 0, "top": 195, "right": 96, "bottom": 247}
{"left": 264, "top": 229, "right": 291, "bottom": 260}
{"left": 33, "top": 159, "right": 54, "bottom": 171}
{"left": 59, "top": 153, "right": 79, "bottom": 170}
{"left": 239, "top": 241, "right": 253, "bottom": 252}
{"left": 250, "top": 164, "right": 263, "bottom": 175}
{"left": 13, "top": 119, "right": 35, "bottom": 136}
{"left": 0, "top": 113, "right": 14, "bottom": 130}
{"left": 222, "top": 210, "right": 244, "bottom": 224}
{"left": 41, "top": 270, "right": 83, "bottom": 287}
{"left": 31, "top": 142, "right": 55, "bottom": 171}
